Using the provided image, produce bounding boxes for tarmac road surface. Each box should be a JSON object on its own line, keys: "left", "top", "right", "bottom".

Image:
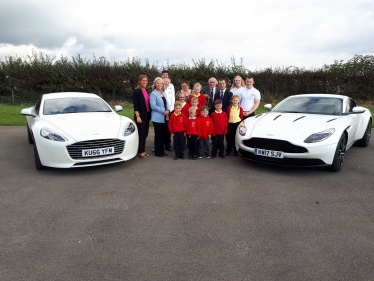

{"left": 1, "top": 126, "right": 374, "bottom": 281}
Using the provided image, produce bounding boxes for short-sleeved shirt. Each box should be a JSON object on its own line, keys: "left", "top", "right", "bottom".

{"left": 238, "top": 87, "right": 261, "bottom": 111}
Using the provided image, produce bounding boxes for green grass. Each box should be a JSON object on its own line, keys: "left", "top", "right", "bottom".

{"left": 1, "top": 103, "right": 373, "bottom": 127}
{"left": 0, "top": 103, "right": 136, "bottom": 126}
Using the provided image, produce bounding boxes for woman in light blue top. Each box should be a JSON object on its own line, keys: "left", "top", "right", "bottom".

{"left": 150, "top": 77, "right": 171, "bottom": 157}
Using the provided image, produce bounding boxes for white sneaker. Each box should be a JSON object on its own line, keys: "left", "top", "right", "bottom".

{"left": 198, "top": 156, "right": 202, "bottom": 159}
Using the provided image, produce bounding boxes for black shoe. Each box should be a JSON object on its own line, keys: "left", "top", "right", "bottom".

{"left": 174, "top": 155, "right": 179, "bottom": 160}
{"left": 188, "top": 155, "right": 192, "bottom": 159}
{"left": 211, "top": 154, "right": 216, "bottom": 159}
{"left": 225, "top": 152, "right": 231, "bottom": 156}
{"left": 162, "top": 152, "right": 168, "bottom": 156}
{"left": 219, "top": 154, "right": 225, "bottom": 158}
{"left": 179, "top": 154, "right": 185, "bottom": 159}
{"left": 155, "top": 154, "right": 164, "bottom": 157}
{"left": 165, "top": 147, "right": 173, "bottom": 151}
{"left": 234, "top": 151, "right": 239, "bottom": 156}
{"left": 192, "top": 156, "right": 197, "bottom": 160}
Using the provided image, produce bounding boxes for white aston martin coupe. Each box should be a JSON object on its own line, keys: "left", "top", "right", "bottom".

{"left": 21, "top": 92, "right": 138, "bottom": 170}
{"left": 236, "top": 94, "right": 372, "bottom": 171}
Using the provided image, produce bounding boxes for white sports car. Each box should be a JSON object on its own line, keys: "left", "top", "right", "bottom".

{"left": 21, "top": 92, "right": 138, "bottom": 170}
{"left": 236, "top": 94, "right": 372, "bottom": 171}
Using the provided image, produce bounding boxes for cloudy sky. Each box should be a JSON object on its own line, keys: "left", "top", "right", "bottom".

{"left": 0, "top": 0, "right": 373, "bottom": 70}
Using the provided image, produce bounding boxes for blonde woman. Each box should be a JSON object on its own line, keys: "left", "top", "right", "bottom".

{"left": 230, "top": 75, "right": 245, "bottom": 97}
{"left": 150, "top": 77, "right": 171, "bottom": 157}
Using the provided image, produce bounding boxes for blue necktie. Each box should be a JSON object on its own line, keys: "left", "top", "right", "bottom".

{"left": 220, "top": 91, "right": 224, "bottom": 100}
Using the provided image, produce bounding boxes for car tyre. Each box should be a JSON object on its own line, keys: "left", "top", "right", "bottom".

{"left": 355, "top": 119, "right": 371, "bottom": 147}
{"left": 33, "top": 142, "right": 45, "bottom": 170}
{"left": 27, "top": 124, "right": 33, "bottom": 144}
{"left": 328, "top": 133, "right": 347, "bottom": 172}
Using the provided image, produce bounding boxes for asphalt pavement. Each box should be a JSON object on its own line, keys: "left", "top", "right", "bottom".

{"left": 1, "top": 126, "right": 374, "bottom": 281}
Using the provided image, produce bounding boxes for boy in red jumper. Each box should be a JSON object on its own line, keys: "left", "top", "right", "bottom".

{"left": 168, "top": 101, "right": 187, "bottom": 160}
{"left": 211, "top": 99, "right": 228, "bottom": 158}
{"left": 182, "top": 96, "right": 200, "bottom": 117}
{"left": 198, "top": 106, "right": 213, "bottom": 158}
{"left": 185, "top": 107, "right": 201, "bottom": 160}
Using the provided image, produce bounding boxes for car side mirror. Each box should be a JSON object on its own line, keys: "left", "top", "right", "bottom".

{"left": 114, "top": 105, "right": 123, "bottom": 112}
{"left": 264, "top": 104, "right": 272, "bottom": 110}
{"left": 351, "top": 106, "right": 366, "bottom": 114}
{"left": 21, "top": 107, "right": 37, "bottom": 117}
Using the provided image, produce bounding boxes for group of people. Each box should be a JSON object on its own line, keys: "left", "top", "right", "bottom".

{"left": 132, "top": 70, "right": 261, "bottom": 160}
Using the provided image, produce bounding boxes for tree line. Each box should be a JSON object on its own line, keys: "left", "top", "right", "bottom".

{"left": 0, "top": 51, "right": 373, "bottom": 103}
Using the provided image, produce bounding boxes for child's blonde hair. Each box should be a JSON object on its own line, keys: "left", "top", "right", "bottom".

{"left": 231, "top": 95, "right": 241, "bottom": 103}
{"left": 189, "top": 107, "right": 196, "bottom": 114}
{"left": 193, "top": 83, "right": 202, "bottom": 91}
{"left": 174, "top": 101, "right": 182, "bottom": 108}
{"left": 191, "top": 97, "right": 199, "bottom": 103}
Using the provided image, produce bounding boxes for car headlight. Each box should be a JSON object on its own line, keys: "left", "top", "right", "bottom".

{"left": 304, "top": 128, "right": 335, "bottom": 143}
{"left": 123, "top": 122, "right": 136, "bottom": 136}
{"left": 40, "top": 127, "right": 68, "bottom": 142}
{"left": 238, "top": 121, "right": 247, "bottom": 136}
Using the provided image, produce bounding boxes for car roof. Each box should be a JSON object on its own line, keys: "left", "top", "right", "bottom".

{"left": 42, "top": 92, "right": 100, "bottom": 100}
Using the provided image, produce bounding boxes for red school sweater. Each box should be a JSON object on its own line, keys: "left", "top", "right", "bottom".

{"left": 211, "top": 110, "right": 228, "bottom": 135}
{"left": 182, "top": 104, "right": 200, "bottom": 118}
{"left": 187, "top": 94, "right": 206, "bottom": 109}
{"left": 199, "top": 115, "right": 213, "bottom": 139}
{"left": 185, "top": 117, "right": 201, "bottom": 138}
{"left": 168, "top": 112, "right": 186, "bottom": 135}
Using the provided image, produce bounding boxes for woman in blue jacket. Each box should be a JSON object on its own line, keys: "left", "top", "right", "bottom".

{"left": 150, "top": 77, "right": 171, "bottom": 157}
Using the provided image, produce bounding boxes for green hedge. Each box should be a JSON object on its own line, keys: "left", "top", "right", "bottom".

{"left": 1, "top": 52, "right": 373, "bottom": 103}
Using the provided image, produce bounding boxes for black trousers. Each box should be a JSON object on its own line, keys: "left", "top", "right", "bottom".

{"left": 226, "top": 121, "right": 241, "bottom": 153}
{"left": 187, "top": 134, "right": 198, "bottom": 156}
{"left": 153, "top": 121, "right": 169, "bottom": 155}
{"left": 173, "top": 131, "right": 186, "bottom": 155}
{"left": 135, "top": 112, "right": 150, "bottom": 154}
{"left": 212, "top": 134, "right": 225, "bottom": 156}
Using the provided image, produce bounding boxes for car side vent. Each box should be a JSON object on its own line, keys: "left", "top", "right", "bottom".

{"left": 293, "top": 116, "right": 305, "bottom": 122}
{"left": 326, "top": 118, "right": 337, "bottom": 123}
{"left": 273, "top": 115, "right": 281, "bottom": 121}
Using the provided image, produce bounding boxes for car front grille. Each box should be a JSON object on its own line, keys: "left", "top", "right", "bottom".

{"left": 242, "top": 138, "right": 308, "bottom": 153}
{"left": 67, "top": 139, "right": 125, "bottom": 160}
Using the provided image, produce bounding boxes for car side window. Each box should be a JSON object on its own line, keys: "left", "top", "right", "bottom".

{"left": 35, "top": 99, "right": 41, "bottom": 115}
{"left": 346, "top": 99, "right": 356, "bottom": 113}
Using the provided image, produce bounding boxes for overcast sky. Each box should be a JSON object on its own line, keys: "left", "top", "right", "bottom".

{"left": 0, "top": 0, "right": 373, "bottom": 71}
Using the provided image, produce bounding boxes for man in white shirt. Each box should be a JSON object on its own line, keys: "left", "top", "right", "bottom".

{"left": 239, "top": 75, "right": 261, "bottom": 119}
{"left": 163, "top": 77, "right": 175, "bottom": 111}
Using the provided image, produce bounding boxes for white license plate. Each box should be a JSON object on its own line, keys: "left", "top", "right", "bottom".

{"left": 82, "top": 147, "right": 115, "bottom": 157}
{"left": 254, "top": 148, "right": 284, "bottom": 158}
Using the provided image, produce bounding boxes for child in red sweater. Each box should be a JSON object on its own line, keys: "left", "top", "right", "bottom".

{"left": 226, "top": 95, "right": 243, "bottom": 156}
{"left": 211, "top": 99, "right": 228, "bottom": 158}
{"left": 185, "top": 107, "right": 201, "bottom": 160}
{"left": 168, "top": 101, "right": 187, "bottom": 160}
{"left": 187, "top": 83, "right": 206, "bottom": 109}
{"left": 198, "top": 106, "right": 213, "bottom": 158}
{"left": 182, "top": 96, "right": 200, "bottom": 117}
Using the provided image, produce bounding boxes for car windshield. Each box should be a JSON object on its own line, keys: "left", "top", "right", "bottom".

{"left": 43, "top": 97, "right": 112, "bottom": 115}
{"left": 272, "top": 96, "right": 343, "bottom": 115}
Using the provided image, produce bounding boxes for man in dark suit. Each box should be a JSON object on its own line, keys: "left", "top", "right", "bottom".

{"left": 201, "top": 77, "right": 220, "bottom": 115}
{"left": 215, "top": 78, "right": 233, "bottom": 112}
